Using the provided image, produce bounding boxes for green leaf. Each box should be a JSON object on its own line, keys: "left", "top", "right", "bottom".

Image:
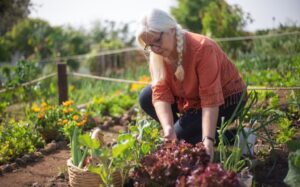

{"left": 112, "top": 138, "right": 134, "bottom": 158}
{"left": 141, "top": 142, "right": 151, "bottom": 155}
{"left": 78, "top": 133, "right": 100, "bottom": 149}
{"left": 284, "top": 150, "right": 300, "bottom": 187}
{"left": 88, "top": 165, "right": 107, "bottom": 184}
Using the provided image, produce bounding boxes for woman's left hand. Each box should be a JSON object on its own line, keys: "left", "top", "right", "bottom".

{"left": 203, "top": 139, "right": 214, "bottom": 162}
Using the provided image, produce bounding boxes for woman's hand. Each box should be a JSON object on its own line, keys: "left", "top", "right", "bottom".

{"left": 163, "top": 126, "right": 177, "bottom": 141}
{"left": 203, "top": 138, "right": 214, "bottom": 162}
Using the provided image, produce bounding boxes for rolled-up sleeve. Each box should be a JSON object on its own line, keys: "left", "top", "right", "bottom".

{"left": 197, "top": 46, "right": 224, "bottom": 107}
{"left": 151, "top": 80, "right": 174, "bottom": 104}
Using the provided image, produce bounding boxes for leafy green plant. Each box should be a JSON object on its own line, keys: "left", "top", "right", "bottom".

{"left": 276, "top": 118, "right": 296, "bottom": 144}
{"left": 87, "top": 91, "right": 136, "bottom": 118}
{"left": 0, "top": 120, "right": 44, "bottom": 164}
{"left": 87, "top": 117, "right": 162, "bottom": 186}
{"left": 284, "top": 149, "right": 300, "bottom": 187}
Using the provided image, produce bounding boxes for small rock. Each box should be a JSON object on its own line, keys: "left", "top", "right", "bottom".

{"left": 31, "top": 182, "right": 39, "bottom": 187}
{"left": 10, "top": 163, "right": 17, "bottom": 170}
{"left": 42, "top": 142, "right": 57, "bottom": 154}
{"left": 22, "top": 154, "right": 33, "bottom": 163}
{"left": 56, "top": 141, "right": 68, "bottom": 148}
{"left": 15, "top": 158, "right": 26, "bottom": 167}
{"left": 101, "top": 121, "right": 111, "bottom": 130}
{"left": 31, "top": 151, "right": 44, "bottom": 159}
{"left": 128, "top": 107, "right": 137, "bottom": 116}
{"left": 2, "top": 164, "right": 13, "bottom": 172}
{"left": 112, "top": 125, "right": 125, "bottom": 133}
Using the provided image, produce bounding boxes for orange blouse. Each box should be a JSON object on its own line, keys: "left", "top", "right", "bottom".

{"left": 151, "top": 32, "right": 246, "bottom": 113}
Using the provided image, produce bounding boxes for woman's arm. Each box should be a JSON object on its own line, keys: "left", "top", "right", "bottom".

{"left": 154, "top": 101, "right": 176, "bottom": 140}
{"left": 202, "top": 107, "right": 219, "bottom": 161}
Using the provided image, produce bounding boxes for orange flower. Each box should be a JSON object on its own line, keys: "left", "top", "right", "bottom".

{"left": 76, "top": 121, "right": 84, "bottom": 127}
{"left": 38, "top": 113, "right": 45, "bottom": 119}
{"left": 130, "top": 75, "right": 150, "bottom": 92}
{"left": 63, "top": 119, "right": 68, "bottom": 124}
{"left": 63, "top": 109, "right": 69, "bottom": 114}
{"left": 63, "top": 100, "right": 74, "bottom": 107}
{"left": 72, "top": 115, "right": 79, "bottom": 121}
{"left": 76, "top": 119, "right": 87, "bottom": 127}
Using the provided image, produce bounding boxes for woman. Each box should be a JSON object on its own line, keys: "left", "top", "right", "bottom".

{"left": 136, "top": 9, "right": 247, "bottom": 160}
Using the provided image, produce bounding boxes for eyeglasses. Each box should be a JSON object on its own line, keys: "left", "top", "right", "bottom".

{"left": 144, "top": 32, "right": 164, "bottom": 52}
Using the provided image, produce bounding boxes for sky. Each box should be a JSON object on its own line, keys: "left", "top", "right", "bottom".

{"left": 29, "top": 0, "right": 300, "bottom": 32}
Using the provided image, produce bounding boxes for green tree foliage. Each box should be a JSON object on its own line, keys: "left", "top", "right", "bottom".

{"left": 171, "top": 0, "right": 252, "bottom": 56}
{"left": 171, "top": 0, "right": 210, "bottom": 33}
{"left": 201, "top": 0, "right": 252, "bottom": 55}
{"left": 3, "top": 18, "right": 54, "bottom": 59}
{"left": 0, "top": 19, "right": 90, "bottom": 70}
{"left": 0, "top": 0, "right": 32, "bottom": 36}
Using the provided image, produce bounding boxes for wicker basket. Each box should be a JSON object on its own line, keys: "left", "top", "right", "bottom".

{"left": 67, "top": 158, "right": 123, "bottom": 187}
{"left": 67, "top": 159, "right": 102, "bottom": 187}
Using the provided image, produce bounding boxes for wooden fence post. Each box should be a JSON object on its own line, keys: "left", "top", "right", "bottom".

{"left": 57, "top": 63, "right": 68, "bottom": 105}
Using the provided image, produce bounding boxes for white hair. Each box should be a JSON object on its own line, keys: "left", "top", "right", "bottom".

{"left": 135, "top": 8, "right": 185, "bottom": 84}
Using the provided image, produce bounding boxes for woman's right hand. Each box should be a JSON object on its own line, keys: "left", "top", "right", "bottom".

{"left": 163, "top": 126, "right": 177, "bottom": 141}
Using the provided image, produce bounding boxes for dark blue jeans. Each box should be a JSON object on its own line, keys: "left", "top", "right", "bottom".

{"left": 139, "top": 86, "right": 244, "bottom": 145}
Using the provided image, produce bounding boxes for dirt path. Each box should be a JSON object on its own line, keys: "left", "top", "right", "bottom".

{"left": 0, "top": 131, "right": 120, "bottom": 187}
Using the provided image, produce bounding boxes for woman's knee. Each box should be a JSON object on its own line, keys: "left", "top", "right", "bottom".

{"left": 138, "top": 85, "right": 153, "bottom": 110}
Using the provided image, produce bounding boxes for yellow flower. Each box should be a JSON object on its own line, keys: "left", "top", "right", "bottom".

{"left": 130, "top": 75, "right": 150, "bottom": 92}
{"left": 63, "top": 100, "right": 74, "bottom": 107}
{"left": 68, "top": 108, "right": 74, "bottom": 113}
{"left": 31, "top": 104, "right": 40, "bottom": 113}
{"left": 139, "top": 75, "right": 150, "bottom": 83}
{"left": 63, "top": 109, "right": 69, "bottom": 114}
{"left": 72, "top": 115, "right": 79, "bottom": 121}
{"left": 41, "top": 102, "right": 48, "bottom": 108}
{"left": 130, "top": 83, "right": 140, "bottom": 92}
{"left": 63, "top": 119, "right": 68, "bottom": 124}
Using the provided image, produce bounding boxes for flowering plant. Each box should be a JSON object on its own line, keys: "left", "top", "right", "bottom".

{"left": 30, "top": 102, "right": 64, "bottom": 142}
{"left": 29, "top": 100, "right": 94, "bottom": 143}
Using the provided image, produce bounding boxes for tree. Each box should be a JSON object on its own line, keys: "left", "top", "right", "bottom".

{"left": 171, "top": 0, "right": 252, "bottom": 56}
{"left": 0, "top": 0, "right": 32, "bottom": 36}
{"left": 171, "top": 0, "right": 211, "bottom": 33}
{"left": 201, "top": 0, "right": 252, "bottom": 55}
{"left": 4, "top": 18, "right": 54, "bottom": 60}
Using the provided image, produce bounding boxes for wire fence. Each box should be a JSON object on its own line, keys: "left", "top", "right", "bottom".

{"left": 1, "top": 72, "right": 299, "bottom": 95}
{"left": 8, "top": 31, "right": 299, "bottom": 64}
{"left": 0, "top": 73, "right": 56, "bottom": 94}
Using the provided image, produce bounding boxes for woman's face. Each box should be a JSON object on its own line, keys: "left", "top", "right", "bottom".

{"left": 141, "top": 29, "right": 176, "bottom": 57}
